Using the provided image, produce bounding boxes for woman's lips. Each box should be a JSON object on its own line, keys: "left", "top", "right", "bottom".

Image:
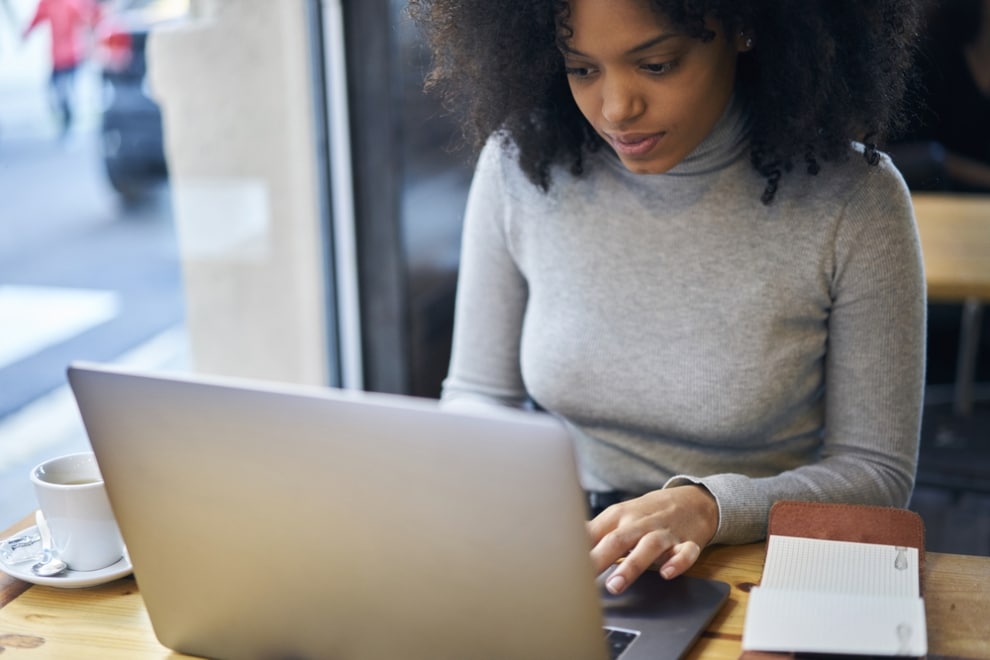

{"left": 608, "top": 132, "right": 664, "bottom": 157}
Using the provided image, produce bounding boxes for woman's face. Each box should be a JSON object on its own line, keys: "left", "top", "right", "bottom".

{"left": 560, "top": 0, "right": 746, "bottom": 174}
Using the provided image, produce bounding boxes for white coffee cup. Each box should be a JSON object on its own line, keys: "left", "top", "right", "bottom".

{"left": 31, "top": 452, "right": 125, "bottom": 572}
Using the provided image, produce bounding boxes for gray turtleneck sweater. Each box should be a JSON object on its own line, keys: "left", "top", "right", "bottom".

{"left": 441, "top": 101, "right": 926, "bottom": 545}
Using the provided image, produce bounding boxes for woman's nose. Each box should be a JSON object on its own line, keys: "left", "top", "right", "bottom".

{"left": 600, "top": 74, "right": 644, "bottom": 125}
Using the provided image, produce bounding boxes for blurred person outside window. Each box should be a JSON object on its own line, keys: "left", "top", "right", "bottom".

{"left": 21, "top": 0, "right": 100, "bottom": 138}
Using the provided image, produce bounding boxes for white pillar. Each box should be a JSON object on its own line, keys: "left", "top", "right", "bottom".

{"left": 147, "top": 0, "right": 330, "bottom": 385}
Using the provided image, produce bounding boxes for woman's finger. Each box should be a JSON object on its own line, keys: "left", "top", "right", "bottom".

{"left": 602, "top": 530, "right": 673, "bottom": 595}
{"left": 589, "top": 522, "right": 640, "bottom": 575}
{"left": 658, "top": 540, "right": 702, "bottom": 580}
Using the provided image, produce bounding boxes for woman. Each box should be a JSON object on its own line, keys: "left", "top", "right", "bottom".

{"left": 410, "top": 0, "right": 927, "bottom": 595}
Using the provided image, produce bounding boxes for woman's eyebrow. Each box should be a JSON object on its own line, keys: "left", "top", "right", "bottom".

{"left": 559, "top": 33, "right": 677, "bottom": 57}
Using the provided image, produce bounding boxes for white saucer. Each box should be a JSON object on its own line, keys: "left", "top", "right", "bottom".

{"left": 0, "top": 525, "right": 132, "bottom": 588}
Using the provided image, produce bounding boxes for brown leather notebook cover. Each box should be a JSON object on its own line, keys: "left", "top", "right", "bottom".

{"left": 738, "top": 500, "right": 926, "bottom": 660}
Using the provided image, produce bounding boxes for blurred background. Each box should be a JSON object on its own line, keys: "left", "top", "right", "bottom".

{"left": 0, "top": 0, "right": 987, "bottom": 554}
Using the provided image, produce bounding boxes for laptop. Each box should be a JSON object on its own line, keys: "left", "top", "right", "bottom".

{"left": 67, "top": 362, "right": 730, "bottom": 660}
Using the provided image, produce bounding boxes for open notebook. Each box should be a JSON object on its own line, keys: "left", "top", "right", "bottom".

{"left": 741, "top": 500, "right": 928, "bottom": 658}
{"left": 743, "top": 535, "right": 926, "bottom": 656}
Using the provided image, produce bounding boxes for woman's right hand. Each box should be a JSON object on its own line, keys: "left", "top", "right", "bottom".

{"left": 586, "top": 484, "right": 718, "bottom": 594}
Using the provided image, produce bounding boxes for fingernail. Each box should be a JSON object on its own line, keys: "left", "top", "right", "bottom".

{"left": 606, "top": 574, "right": 626, "bottom": 594}
{"left": 661, "top": 566, "right": 675, "bottom": 579}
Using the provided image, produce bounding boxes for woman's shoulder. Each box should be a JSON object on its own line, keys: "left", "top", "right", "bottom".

{"left": 781, "top": 142, "right": 912, "bottom": 214}
{"left": 476, "top": 134, "right": 530, "bottom": 191}
{"left": 847, "top": 143, "right": 913, "bottom": 214}
{"left": 476, "top": 132, "right": 591, "bottom": 202}
{"left": 829, "top": 141, "right": 908, "bottom": 186}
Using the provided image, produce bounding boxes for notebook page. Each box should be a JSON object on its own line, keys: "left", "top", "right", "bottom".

{"left": 760, "top": 535, "right": 920, "bottom": 598}
{"left": 743, "top": 590, "right": 927, "bottom": 655}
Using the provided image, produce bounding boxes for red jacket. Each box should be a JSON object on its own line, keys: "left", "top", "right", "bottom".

{"left": 23, "top": 0, "right": 100, "bottom": 70}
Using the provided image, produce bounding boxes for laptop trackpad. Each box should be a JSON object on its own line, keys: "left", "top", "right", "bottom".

{"left": 599, "top": 567, "right": 731, "bottom": 660}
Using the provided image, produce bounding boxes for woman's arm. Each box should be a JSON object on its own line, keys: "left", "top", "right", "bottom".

{"left": 591, "top": 158, "right": 926, "bottom": 592}
{"left": 703, "top": 159, "right": 926, "bottom": 544}
{"left": 441, "top": 138, "right": 531, "bottom": 409}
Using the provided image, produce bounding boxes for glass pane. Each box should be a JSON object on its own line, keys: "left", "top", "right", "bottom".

{"left": 394, "top": 0, "right": 472, "bottom": 397}
{"left": 0, "top": 0, "right": 190, "bottom": 529}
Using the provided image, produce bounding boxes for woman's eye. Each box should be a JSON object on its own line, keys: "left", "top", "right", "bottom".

{"left": 564, "top": 64, "right": 594, "bottom": 78}
{"left": 642, "top": 61, "right": 677, "bottom": 75}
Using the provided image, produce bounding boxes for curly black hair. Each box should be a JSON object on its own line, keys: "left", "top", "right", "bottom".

{"left": 408, "top": 0, "right": 928, "bottom": 203}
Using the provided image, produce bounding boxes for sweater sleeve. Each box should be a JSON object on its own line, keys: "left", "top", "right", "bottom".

{"left": 441, "top": 138, "right": 531, "bottom": 409}
{"left": 669, "top": 160, "right": 927, "bottom": 545}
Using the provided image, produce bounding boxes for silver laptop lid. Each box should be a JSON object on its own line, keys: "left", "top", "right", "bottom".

{"left": 68, "top": 362, "right": 609, "bottom": 660}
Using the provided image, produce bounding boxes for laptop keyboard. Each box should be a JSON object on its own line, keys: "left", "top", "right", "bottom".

{"left": 603, "top": 626, "right": 639, "bottom": 659}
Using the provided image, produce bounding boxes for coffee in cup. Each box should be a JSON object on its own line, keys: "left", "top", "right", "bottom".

{"left": 31, "top": 452, "right": 125, "bottom": 571}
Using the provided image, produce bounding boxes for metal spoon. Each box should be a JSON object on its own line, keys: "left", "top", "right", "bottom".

{"left": 31, "top": 510, "right": 67, "bottom": 577}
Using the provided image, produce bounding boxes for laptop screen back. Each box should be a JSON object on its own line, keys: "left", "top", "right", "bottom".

{"left": 68, "top": 363, "right": 612, "bottom": 659}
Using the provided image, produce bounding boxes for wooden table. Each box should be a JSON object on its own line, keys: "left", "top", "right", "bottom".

{"left": 913, "top": 193, "right": 990, "bottom": 303}
{"left": 1, "top": 516, "right": 988, "bottom": 659}
{"left": 912, "top": 193, "right": 990, "bottom": 416}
